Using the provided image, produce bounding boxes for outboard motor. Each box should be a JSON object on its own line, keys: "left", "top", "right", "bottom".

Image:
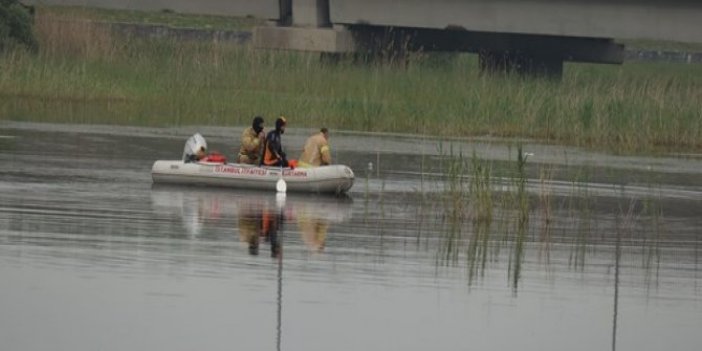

{"left": 183, "top": 133, "right": 207, "bottom": 163}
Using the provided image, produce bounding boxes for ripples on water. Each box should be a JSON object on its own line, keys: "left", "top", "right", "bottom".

{"left": 1, "top": 123, "right": 701, "bottom": 351}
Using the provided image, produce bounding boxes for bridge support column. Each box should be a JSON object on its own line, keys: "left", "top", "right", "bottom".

{"left": 292, "top": 0, "right": 330, "bottom": 27}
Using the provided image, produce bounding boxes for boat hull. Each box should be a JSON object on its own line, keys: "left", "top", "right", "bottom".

{"left": 151, "top": 161, "right": 354, "bottom": 194}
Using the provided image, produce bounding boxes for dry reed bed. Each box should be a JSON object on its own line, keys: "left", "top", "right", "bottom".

{"left": 1, "top": 10, "right": 701, "bottom": 153}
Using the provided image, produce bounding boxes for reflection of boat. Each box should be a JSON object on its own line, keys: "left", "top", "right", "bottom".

{"left": 150, "top": 185, "right": 353, "bottom": 241}
{"left": 150, "top": 186, "right": 350, "bottom": 347}
{"left": 151, "top": 161, "right": 354, "bottom": 194}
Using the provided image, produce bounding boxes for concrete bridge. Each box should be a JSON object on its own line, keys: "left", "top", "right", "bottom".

{"left": 27, "top": 0, "right": 702, "bottom": 75}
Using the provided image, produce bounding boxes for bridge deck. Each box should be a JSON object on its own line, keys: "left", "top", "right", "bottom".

{"left": 331, "top": 0, "right": 702, "bottom": 43}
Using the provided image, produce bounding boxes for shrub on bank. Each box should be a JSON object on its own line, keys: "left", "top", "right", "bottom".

{"left": 0, "top": 0, "right": 37, "bottom": 52}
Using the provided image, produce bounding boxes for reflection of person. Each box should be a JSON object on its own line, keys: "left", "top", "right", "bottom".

{"left": 262, "top": 117, "right": 289, "bottom": 167}
{"left": 237, "top": 116, "right": 266, "bottom": 164}
{"left": 238, "top": 198, "right": 284, "bottom": 257}
{"left": 298, "top": 128, "right": 331, "bottom": 168}
{"left": 239, "top": 212, "right": 262, "bottom": 255}
{"left": 262, "top": 207, "right": 283, "bottom": 258}
{"left": 297, "top": 216, "right": 328, "bottom": 252}
{"left": 181, "top": 197, "right": 205, "bottom": 237}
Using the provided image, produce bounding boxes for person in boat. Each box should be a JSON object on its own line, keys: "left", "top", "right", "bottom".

{"left": 182, "top": 133, "right": 227, "bottom": 163}
{"left": 298, "top": 127, "right": 331, "bottom": 168}
{"left": 183, "top": 133, "right": 208, "bottom": 163}
{"left": 262, "top": 116, "right": 289, "bottom": 167}
{"left": 237, "top": 116, "right": 266, "bottom": 164}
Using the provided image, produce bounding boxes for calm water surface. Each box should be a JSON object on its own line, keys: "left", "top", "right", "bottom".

{"left": 1, "top": 122, "right": 701, "bottom": 351}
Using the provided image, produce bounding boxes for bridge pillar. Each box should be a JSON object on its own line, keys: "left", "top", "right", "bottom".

{"left": 292, "top": 0, "right": 330, "bottom": 27}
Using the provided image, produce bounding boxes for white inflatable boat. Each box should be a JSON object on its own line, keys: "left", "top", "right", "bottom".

{"left": 151, "top": 160, "right": 355, "bottom": 194}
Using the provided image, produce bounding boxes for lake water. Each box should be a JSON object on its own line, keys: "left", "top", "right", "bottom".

{"left": 1, "top": 122, "right": 701, "bottom": 351}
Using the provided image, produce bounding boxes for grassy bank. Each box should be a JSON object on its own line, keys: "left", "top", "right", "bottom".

{"left": 32, "top": 5, "right": 264, "bottom": 31}
{"left": 1, "top": 8, "right": 701, "bottom": 153}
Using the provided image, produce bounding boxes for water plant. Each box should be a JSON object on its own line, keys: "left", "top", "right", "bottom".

{"left": 537, "top": 165, "right": 554, "bottom": 262}
{"left": 427, "top": 141, "right": 675, "bottom": 292}
{"left": 508, "top": 145, "right": 530, "bottom": 291}
{"left": 466, "top": 151, "right": 493, "bottom": 282}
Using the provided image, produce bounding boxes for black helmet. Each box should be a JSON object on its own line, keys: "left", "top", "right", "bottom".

{"left": 252, "top": 116, "right": 264, "bottom": 134}
{"left": 275, "top": 116, "right": 287, "bottom": 131}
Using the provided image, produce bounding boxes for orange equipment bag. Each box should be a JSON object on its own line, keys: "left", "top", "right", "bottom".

{"left": 201, "top": 152, "right": 227, "bottom": 164}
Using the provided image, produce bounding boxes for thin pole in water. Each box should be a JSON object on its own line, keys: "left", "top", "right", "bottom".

{"left": 275, "top": 194, "right": 285, "bottom": 351}
{"left": 277, "top": 164, "right": 287, "bottom": 193}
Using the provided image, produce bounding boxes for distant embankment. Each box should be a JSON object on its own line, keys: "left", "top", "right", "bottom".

{"left": 61, "top": 19, "right": 253, "bottom": 44}
{"left": 96, "top": 21, "right": 701, "bottom": 64}
{"left": 623, "top": 50, "right": 702, "bottom": 64}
